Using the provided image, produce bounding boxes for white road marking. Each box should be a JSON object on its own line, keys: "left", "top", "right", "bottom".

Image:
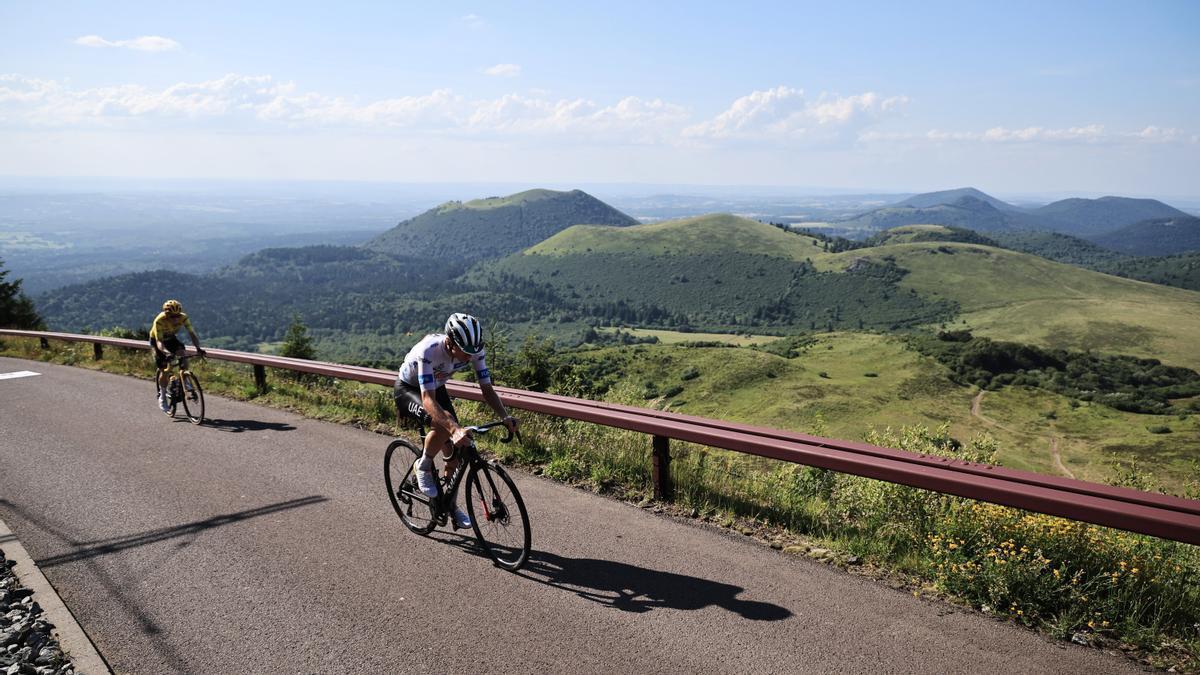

{"left": 0, "top": 371, "right": 41, "bottom": 380}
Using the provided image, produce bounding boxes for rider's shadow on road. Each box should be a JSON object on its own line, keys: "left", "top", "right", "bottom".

{"left": 203, "top": 418, "right": 297, "bottom": 433}
{"left": 520, "top": 551, "right": 790, "bottom": 620}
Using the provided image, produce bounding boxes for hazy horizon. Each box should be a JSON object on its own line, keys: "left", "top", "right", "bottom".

{"left": 2, "top": 176, "right": 1199, "bottom": 210}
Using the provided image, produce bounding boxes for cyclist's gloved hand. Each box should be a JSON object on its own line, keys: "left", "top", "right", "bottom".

{"left": 503, "top": 415, "right": 519, "bottom": 434}
{"left": 196, "top": 348, "right": 207, "bottom": 357}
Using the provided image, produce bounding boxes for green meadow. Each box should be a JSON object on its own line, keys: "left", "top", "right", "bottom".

{"left": 817, "top": 241, "right": 1200, "bottom": 369}
{"left": 564, "top": 332, "right": 1199, "bottom": 493}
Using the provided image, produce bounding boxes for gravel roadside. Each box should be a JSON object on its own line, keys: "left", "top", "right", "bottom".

{"left": 0, "top": 516, "right": 109, "bottom": 675}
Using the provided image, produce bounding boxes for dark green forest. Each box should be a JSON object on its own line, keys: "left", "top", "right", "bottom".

{"left": 910, "top": 331, "right": 1200, "bottom": 414}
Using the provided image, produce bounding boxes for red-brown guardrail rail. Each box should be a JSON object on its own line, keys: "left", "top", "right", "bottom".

{"left": 4, "top": 328, "right": 1199, "bottom": 545}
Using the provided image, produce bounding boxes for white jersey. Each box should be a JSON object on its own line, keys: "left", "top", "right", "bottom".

{"left": 398, "top": 333, "right": 491, "bottom": 392}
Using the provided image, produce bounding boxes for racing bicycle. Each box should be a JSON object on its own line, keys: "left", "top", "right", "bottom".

{"left": 384, "top": 420, "right": 531, "bottom": 571}
{"left": 156, "top": 352, "right": 206, "bottom": 424}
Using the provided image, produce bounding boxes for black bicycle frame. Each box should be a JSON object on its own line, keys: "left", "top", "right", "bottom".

{"left": 412, "top": 420, "right": 511, "bottom": 524}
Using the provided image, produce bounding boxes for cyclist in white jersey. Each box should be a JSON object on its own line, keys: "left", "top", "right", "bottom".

{"left": 394, "top": 313, "right": 518, "bottom": 528}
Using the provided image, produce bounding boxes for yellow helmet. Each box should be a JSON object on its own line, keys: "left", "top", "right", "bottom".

{"left": 162, "top": 299, "right": 183, "bottom": 314}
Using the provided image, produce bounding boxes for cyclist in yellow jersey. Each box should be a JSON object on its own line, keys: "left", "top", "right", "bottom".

{"left": 151, "top": 299, "right": 206, "bottom": 412}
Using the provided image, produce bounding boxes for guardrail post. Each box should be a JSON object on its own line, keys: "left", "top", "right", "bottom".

{"left": 93, "top": 343, "right": 103, "bottom": 360}
{"left": 253, "top": 364, "right": 268, "bottom": 394}
{"left": 652, "top": 435, "right": 672, "bottom": 501}
{"left": 39, "top": 337, "right": 49, "bottom": 349}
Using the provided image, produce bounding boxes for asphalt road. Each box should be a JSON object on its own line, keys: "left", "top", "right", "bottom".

{"left": 0, "top": 357, "right": 1140, "bottom": 674}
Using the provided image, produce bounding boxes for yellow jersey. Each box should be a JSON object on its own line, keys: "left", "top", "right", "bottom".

{"left": 149, "top": 311, "right": 194, "bottom": 340}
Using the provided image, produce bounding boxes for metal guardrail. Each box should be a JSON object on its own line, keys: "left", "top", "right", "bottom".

{"left": 4, "top": 328, "right": 1199, "bottom": 545}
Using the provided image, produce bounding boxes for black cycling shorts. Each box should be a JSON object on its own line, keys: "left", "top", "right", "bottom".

{"left": 393, "top": 379, "right": 458, "bottom": 429}
{"left": 150, "top": 336, "right": 184, "bottom": 369}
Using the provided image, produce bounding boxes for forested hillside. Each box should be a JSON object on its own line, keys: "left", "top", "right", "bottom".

{"left": 834, "top": 195, "right": 1031, "bottom": 232}
{"left": 1033, "top": 197, "right": 1190, "bottom": 238}
{"left": 366, "top": 188, "right": 637, "bottom": 263}
{"left": 1089, "top": 216, "right": 1200, "bottom": 256}
{"left": 987, "top": 230, "right": 1127, "bottom": 267}
{"left": 895, "top": 187, "right": 1025, "bottom": 213}
{"left": 1097, "top": 252, "right": 1200, "bottom": 291}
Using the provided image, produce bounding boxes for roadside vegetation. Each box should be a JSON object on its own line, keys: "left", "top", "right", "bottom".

{"left": 3, "top": 332, "right": 1197, "bottom": 669}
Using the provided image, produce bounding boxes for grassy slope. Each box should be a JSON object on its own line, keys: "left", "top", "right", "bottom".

{"left": 816, "top": 241, "right": 1200, "bottom": 369}
{"left": 527, "top": 213, "right": 832, "bottom": 261}
{"left": 487, "top": 214, "right": 956, "bottom": 331}
{"left": 597, "top": 327, "right": 780, "bottom": 346}
{"left": 459, "top": 188, "right": 568, "bottom": 209}
{"left": 567, "top": 333, "right": 1199, "bottom": 492}
{"left": 868, "top": 224, "right": 955, "bottom": 242}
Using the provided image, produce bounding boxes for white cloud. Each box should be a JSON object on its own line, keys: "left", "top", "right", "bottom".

{"left": 861, "top": 124, "right": 1194, "bottom": 145}
{"left": 465, "top": 94, "right": 686, "bottom": 142}
{"left": 0, "top": 74, "right": 687, "bottom": 143}
{"left": 483, "top": 63, "right": 521, "bottom": 78}
{"left": 74, "top": 35, "right": 181, "bottom": 52}
{"left": 684, "top": 86, "right": 908, "bottom": 143}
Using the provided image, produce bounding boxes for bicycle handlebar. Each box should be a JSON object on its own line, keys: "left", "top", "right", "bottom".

{"left": 163, "top": 351, "right": 206, "bottom": 368}
{"left": 466, "top": 419, "right": 521, "bottom": 444}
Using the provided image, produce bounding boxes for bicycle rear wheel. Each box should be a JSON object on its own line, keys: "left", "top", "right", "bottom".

{"left": 385, "top": 438, "right": 437, "bottom": 535}
{"left": 466, "top": 463, "right": 531, "bottom": 571}
{"left": 179, "top": 372, "right": 205, "bottom": 424}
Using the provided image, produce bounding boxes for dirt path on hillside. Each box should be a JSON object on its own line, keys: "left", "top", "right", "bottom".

{"left": 970, "top": 390, "right": 1075, "bottom": 479}
{"left": 1049, "top": 437, "right": 1075, "bottom": 479}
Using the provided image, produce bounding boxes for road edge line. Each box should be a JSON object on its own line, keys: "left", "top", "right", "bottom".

{"left": 0, "top": 515, "right": 112, "bottom": 675}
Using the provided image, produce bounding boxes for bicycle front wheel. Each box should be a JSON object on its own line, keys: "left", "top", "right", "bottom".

{"left": 384, "top": 438, "right": 437, "bottom": 535}
{"left": 179, "top": 372, "right": 205, "bottom": 424}
{"left": 466, "top": 462, "right": 531, "bottom": 571}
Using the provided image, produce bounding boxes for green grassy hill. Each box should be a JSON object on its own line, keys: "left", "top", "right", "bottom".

{"left": 474, "top": 215, "right": 956, "bottom": 331}
{"left": 816, "top": 242, "right": 1200, "bottom": 369}
{"left": 526, "top": 213, "right": 831, "bottom": 259}
{"left": 865, "top": 224, "right": 1000, "bottom": 247}
{"left": 559, "top": 333, "right": 1199, "bottom": 492}
{"left": 366, "top": 188, "right": 638, "bottom": 263}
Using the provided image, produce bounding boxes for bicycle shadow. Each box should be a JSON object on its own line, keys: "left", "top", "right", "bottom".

{"left": 430, "top": 535, "right": 790, "bottom": 621}
{"left": 202, "top": 418, "right": 297, "bottom": 433}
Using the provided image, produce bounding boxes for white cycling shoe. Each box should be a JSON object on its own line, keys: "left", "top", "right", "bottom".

{"left": 451, "top": 508, "right": 472, "bottom": 529}
{"left": 413, "top": 460, "right": 439, "bottom": 498}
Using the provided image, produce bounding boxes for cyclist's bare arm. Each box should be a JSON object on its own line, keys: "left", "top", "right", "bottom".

{"left": 479, "top": 381, "right": 518, "bottom": 434}
{"left": 420, "top": 389, "right": 469, "bottom": 446}
{"left": 187, "top": 329, "right": 205, "bottom": 354}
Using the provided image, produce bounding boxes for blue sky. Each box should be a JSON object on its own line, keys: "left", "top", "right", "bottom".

{"left": 1, "top": 1, "right": 1197, "bottom": 197}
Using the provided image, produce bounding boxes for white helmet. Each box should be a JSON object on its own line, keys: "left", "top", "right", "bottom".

{"left": 445, "top": 313, "right": 484, "bottom": 354}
